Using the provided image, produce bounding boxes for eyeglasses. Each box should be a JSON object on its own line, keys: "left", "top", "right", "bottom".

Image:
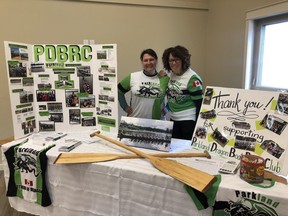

{"left": 168, "top": 58, "right": 181, "bottom": 64}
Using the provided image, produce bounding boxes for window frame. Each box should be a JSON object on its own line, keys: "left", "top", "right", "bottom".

{"left": 243, "top": 1, "right": 288, "bottom": 91}
{"left": 252, "top": 13, "right": 288, "bottom": 91}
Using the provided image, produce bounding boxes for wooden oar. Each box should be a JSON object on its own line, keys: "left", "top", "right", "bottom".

{"left": 264, "top": 170, "right": 287, "bottom": 185}
{"left": 90, "top": 131, "right": 216, "bottom": 193}
{"left": 54, "top": 151, "right": 211, "bottom": 164}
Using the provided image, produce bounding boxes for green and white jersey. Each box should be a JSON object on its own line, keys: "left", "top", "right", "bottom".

{"left": 118, "top": 70, "right": 169, "bottom": 119}
{"left": 166, "top": 68, "right": 203, "bottom": 121}
{"left": 4, "top": 138, "right": 55, "bottom": 207}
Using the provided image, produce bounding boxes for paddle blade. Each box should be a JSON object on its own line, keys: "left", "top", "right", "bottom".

{"left": 149, "top": 156, "right": 216, "bottom": 193}
{"left": 54, "top": 153, "right": 120, "bottom": 164}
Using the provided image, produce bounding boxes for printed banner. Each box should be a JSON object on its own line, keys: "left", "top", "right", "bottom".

{"left": 192, "top": 86, "right": 288, "bottom": 175}
{"left": 4, "top": 41, "right": 118, "bottom": 139}
{"left": 213, "top": 187, "right": 287, "bottom": 216}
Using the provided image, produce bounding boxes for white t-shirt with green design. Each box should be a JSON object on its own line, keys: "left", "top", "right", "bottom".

{"left": 119, "top": 71, "right": 169, "bottom": 119}
{"left": 166, "top": 68, "right": 203, "bottom": 121}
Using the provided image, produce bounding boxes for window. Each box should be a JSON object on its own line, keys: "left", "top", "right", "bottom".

{"left": 244, "top": 2, "right": 288, "bottom": 91}
{"left": 253, "top": 14, "right": 288, "bottom": 90}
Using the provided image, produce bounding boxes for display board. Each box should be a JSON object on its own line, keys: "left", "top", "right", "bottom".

{"left": 192, "top": 86, "right": 288, "bottom": 175}
{"left": 4, "top": 41, "right": 118, "bottom": 139}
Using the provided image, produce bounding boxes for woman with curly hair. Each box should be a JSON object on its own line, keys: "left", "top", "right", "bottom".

{"left": 162, "top": 45, "right": 203, "bottom": 140}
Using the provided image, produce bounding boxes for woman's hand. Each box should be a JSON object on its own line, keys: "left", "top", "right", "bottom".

{"left": 159, "top": 69, "right": 167, "bottom": 77}
{"left": 125, "top": 106, "right": 133, "bottom": 116}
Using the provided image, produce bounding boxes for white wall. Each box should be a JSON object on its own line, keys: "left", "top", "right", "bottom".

{"left": 0, "top": 0, "right": 283, "bottom": 171}
{"left": 205, "top": 0, "right": 277, "bottom": 88}
{"left": 0, "top": 0, "right": 208, "bottom": 140}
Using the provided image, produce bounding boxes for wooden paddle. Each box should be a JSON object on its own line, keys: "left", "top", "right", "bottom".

{"left": 264, "top": 170, "right": 287, "bottom": 185}
{"left": 90, "top": 131, "right": 216, "bottom": 193}
{"left": 54, "top": 151, "right": 211, "bottom": 164}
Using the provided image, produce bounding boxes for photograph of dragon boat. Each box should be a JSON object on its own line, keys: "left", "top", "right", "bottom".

{"left": 118, "top": 116, "right": 174, "bottom": 152}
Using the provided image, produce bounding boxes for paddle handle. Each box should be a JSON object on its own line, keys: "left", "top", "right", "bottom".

{"left": 120, "top": 151, "right": 211, "bottom": 159}
{"left": 55, "top": 152, "right": 211, "bottom": 164}
{"left": 91, "top": 131, "right": 149, "bottom": 159}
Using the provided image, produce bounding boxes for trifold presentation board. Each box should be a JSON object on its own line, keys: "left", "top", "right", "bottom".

{"left": 192, "top": 86, "right": 288, "bottom": 176}
{"left": 4, "top": 41, "right": 118, "bottom": 139}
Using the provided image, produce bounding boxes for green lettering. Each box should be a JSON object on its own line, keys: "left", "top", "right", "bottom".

{"left": 34, "top": 44, "right": 93, "bottom": 63}
{"left": 261, "top": 196, "right": 266, "bottom": 203}
{"left": 266, "top": 198, "right": 272, "bottom": 205}
{"left": 273, "top": 202, "right": 279, "bottom": 208}
{"left": 45, "top": 45, "right": 56, "bottom": 62}
{"left": 81, "top": 45, "right": 92, "bottom": 62}
{"left": 69, "top": 45, "right": 81, "bottom": 62}
{"left": 57, "top": 45, "right": 68, "bottom": 62}
{"left": 34, "top": 45, "right": 44, "bottom": 62}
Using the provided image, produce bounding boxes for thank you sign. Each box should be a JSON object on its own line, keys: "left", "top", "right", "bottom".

{"left": 192, "top": 86, "right": 288, "bottom": 175}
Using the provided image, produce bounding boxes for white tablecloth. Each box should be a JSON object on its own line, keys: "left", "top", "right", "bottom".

{"left": 2, "top": 131, "right": 288, "bottom": 216}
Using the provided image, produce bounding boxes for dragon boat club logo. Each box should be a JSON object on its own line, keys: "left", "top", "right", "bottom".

{"left": 214, "top": 190, "right": 279, "bottom": 216}
{"left": 14, "top": 150, "right": 41, "bottom": 177}
{"left": 166, "top": 80, "right": 186, "bottom": 102}
{"left": 136, "top": 82, "right": 161, "bottom": 98}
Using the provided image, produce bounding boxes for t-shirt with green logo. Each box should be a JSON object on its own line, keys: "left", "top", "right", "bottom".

{"left": 166, "top": 68, "right": 203, "bottom": 121}
{"left": 118, "top": 71, "right": 169, "bottom": 119}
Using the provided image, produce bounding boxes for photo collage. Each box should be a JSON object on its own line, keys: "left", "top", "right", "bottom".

{"left": 4, "top": 42, "right": 119, "bottom": 139}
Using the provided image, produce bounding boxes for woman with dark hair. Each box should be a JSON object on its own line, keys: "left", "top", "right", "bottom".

{"left": 162, "top": 45, "right": 203, "bottom": 140}
{"left": 118, "top": 48, "right": 169, "bottom": 119}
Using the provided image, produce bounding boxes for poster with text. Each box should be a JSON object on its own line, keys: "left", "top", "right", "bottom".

{"left": 192, "top": 86, "right": 288, "bottom": 175}
{"left": 4, "top": 41, "right": 118, "bottom": 139}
